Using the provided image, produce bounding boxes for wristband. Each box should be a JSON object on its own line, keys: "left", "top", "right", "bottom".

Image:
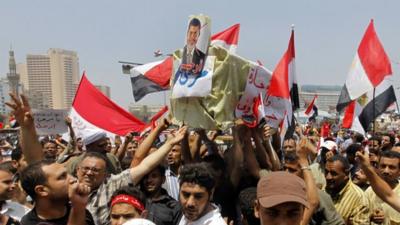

{"left": 300, "top": 165, "right": 311, "bottom": 171}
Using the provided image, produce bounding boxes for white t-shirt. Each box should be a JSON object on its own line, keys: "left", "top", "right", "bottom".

{"left": 178, "top": 203, "right": 227, "bottom": 225}
{"left": 0, "top": 200, "right": 31, "bottom": 221}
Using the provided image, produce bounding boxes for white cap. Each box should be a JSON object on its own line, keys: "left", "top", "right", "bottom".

{"left": 123, "top": 219, "right": 156, "bottom": 225}
{"left": 320, "top": 140, "right": 337, "bottom": 151}
{"left": 82, "top": 129, "right": 107, "bottom": 146}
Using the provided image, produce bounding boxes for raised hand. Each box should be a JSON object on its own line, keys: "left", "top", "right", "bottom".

{"left": 168, "top": 126, "right": 188, "bottom": 145}
{"left": 65, "top": 116, "right": 72, "bottom": 126}
{"left": 356, "top": 150, "right": 370, "bottom": 168}
{"left": 68, "top": 178, "right": 91, "bottom": 208}
{"left": 5, "top": 93, "right": 34, "bottom": 128}
{"left": 263, "top": 125, "right": 277, "bottom": 140}
{"left": 159, "top": 118, "right": 171, "bottom": 130}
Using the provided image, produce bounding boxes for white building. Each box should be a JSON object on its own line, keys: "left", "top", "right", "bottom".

{"left": 300, "top": 85, "right": 341, "bottom": 113}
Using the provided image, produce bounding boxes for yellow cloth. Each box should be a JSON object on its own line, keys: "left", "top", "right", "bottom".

{"left": 170, "top": 46, "right": 253, "bottom": 130}
{"left": 366, "top": 183, "right": 400, "bottom": 225}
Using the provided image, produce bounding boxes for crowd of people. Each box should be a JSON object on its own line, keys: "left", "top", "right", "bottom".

{"left": 0, "top": 93, "right": 400, "bottom": 225}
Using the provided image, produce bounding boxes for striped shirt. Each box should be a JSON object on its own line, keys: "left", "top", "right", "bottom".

{"left": 163, "top": 168, "right": 180, "bottom": 201}
{"left": 87, "top": 169, "right": 133, "bottom": 225}
{"left": 366, "top": 183, "right": 400, "bottom": 225}
{"left": 331, "top": 180, "right": 370, "bottom": 225}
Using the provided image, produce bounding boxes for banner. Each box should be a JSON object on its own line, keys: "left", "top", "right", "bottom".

{"left": 172, "top": 56, "right": 215, "bottom": 98}
{"left": 235, "top": 62, "right": 272, "bottom": 126}
{"left": 32, "top": 109, "right": 69, "bottom": 135}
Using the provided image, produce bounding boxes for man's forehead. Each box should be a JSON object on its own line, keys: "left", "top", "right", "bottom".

{"left": 379, "top": 156, "right": 400, "bottom": 164}
{"left": 188, "top": 26, "right": 200, "bottom": 33}
{"left": 172, "top": 145, "right": 182, "bottom": 151}
{"left": 284, "top": 139, "right": 296, "bottom": 145}
{"left": 42, "top": 163, "right": 66, "bottom": 176}
{"left": 80, "top": 157, "right": 106, "bottom": 167}
{"left": 181, "top": 182, "right": 208, "bottom": 193}
{"left": 0, "top": 170, "right": 13, "bottom": 180}
{"left": 326, "top": 161, "right": 344, "bottom": 171}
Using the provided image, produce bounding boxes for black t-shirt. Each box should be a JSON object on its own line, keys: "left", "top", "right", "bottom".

{"left": 6, "top": 216, "right": 21, "bottom": 225}
{"left": 21, "top": 204, "right": 95, "bottom": 225}
{"left": 146, "top": 189, "right": 181, "bottom": 225}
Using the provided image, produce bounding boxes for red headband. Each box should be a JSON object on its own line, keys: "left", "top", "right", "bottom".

{"left": 111, "top": 194, "right": 145, "bottom": 212}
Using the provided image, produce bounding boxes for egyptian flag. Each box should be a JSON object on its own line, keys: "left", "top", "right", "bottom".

{"left": 210, "top": 24, "right": 240, "bottom": 53}
{"left": 265, "top": 28, "right": 299, "bottom": 139}
{"left": 305, "top": 95, "right": 318, "bottom": 118}
{"left": 130, "top": 24, "right": 241, "bottom": 102}
{"left": 9, "top": 116, "right": 18, "bottom": 128}
{"left": 342, "top": 78, "right": 396, "bottom": 134}
{"left": 337, "top": 20, "right": 392, "bottom": 112}
{"left": 71, "top": 73, "right": 147, "bottom": 137}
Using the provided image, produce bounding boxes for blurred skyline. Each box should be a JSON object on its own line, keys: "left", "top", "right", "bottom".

{"left": 1, "top": 0, "right": 399, "bottom": 108}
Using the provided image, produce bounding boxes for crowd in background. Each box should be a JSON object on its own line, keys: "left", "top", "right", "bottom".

{"left": 0, "top": 93, "right": 400, "bottom": 225}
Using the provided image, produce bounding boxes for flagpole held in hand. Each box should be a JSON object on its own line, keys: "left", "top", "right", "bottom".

{"left": 373, "top": 87, "right": 376, "bottom": 135}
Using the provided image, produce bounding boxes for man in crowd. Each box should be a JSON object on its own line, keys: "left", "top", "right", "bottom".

{"left": 77, "top": 126, "right": 186, "bottom": 225}
{"left": 42, "top": 140, "right": 58, "bottom": 160}
{"left": 368, "top": 136, "right": 381, "bottom": 154}
{"left": 284, "top": 151, "right": 345, "bottom": 225}
{"left": 353, "top": 166, "right": 370, "bottom": 191}
{"left": 282, "top": 137, "right": 297, "bottom": 154}
{"left": 176, "top": 162, "right": 226, "bottom": 225}
{"left": 325, "top": 155, "right": 370, "bottom": 224}
{"left": 0, "top": 163, "right": 30, "bottom": 222}
{"left": 66, "top": 130, "right": 122, "bottom": 175}
{"left": 110, "top": 186, "right": 148, "bottom": 225}
{"left": 140, "top": 165, "right": 180, "bottom": 225}
{"left": 365, "top": 150, "right": 400, "bottom": 224}
{"left": 20, "top": 160, "right": 94, "bottom": 225}
{"left": 254, "top": 171, "right": 309, "bottom": 225}
{"left": 310, "top": 140, "right": 338, "bottom": 189}
{"left": 163, "top": 142, "right": 182, "bottom": 201}
{"left": 356, "top": 151, "right": 400, "bottom": 213}
{"left": 381, "top": 134, "right": 395, "bottom": 152}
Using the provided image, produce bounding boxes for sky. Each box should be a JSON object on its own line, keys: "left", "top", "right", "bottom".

{"left": 1, "top": 0, "right": 399, "bottom": 109}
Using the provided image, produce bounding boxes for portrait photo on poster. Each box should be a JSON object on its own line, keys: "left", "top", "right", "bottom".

{"left": 181, "top": 15, "right": 211, "bottom": 76}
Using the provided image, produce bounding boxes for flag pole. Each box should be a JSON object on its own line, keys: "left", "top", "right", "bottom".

{"left": 373, "top": 87, "right": 376, "bottom": 135}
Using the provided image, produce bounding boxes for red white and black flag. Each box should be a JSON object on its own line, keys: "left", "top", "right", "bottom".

{"left": 130, "top": 24, "right": 241, "bottom": 102}
{"left": 265, "top": 28, "right": 299, "bottom": 140}
{"left": 342, "top": 80, "right": 396, "bottom": 134}
{"left": 130, "top": 57, "right": 173, "bottom": 102}
{"left": 71, "top": 73, "right": 147, "bottom": 137}
{"left": 305, "top": 95, "right": 318, "bottom": 120}
{"left": 210, "top": 23, "right": 240, "bottom": 53}
{"left": 340, "top": 20, "right": 396, "bottom": 134}
{"left": 337, "top": 20, "right": 392, "bottom": 112}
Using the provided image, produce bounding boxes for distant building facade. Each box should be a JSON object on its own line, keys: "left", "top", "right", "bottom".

{"left": 299, "top": 85, "right": 341, "bottom": 113}
{"left": 128, "top": 104, "right": 164, "bottom": 122}
{"left": 18, "top": 48, "right": 80, "bottom": 109}
{"left": 95, "top": 85, "right": 111, "bottom": 98}
{"left": 0, "top": 78, "right": 10, "bottom": 115}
